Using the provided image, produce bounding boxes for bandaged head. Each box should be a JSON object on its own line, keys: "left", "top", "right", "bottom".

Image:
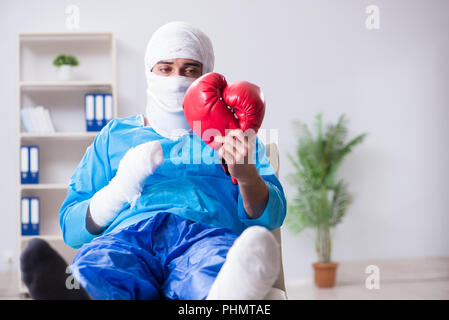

{"left": 144, "top": 21, "right": 215, "bottom": 140}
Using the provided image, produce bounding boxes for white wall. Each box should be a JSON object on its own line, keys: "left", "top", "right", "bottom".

{"left": 1, "top": 0, "right": 448, "bottom": 284}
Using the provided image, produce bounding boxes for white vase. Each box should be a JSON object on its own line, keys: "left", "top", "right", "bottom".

{"left": 57, "top": 65, "right": 72, "bottom": 81}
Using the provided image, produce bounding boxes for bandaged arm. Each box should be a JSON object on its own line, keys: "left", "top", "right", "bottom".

{"left": 87, "top": 140, "right": 163, "bottom": 229}
{"left": 59, "top": 120, "right": 163, "bottom": 248}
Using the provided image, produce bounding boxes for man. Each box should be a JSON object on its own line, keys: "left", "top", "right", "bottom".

{"left": 21, "top": 21, "right": 286, "bottom": 300}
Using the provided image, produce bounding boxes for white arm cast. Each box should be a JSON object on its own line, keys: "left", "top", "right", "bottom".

{"left": 89, "top": 140, "right": 163, "bottom": 227}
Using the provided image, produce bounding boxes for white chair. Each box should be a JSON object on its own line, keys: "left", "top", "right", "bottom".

{"left": 265, "top": 143, "right": 287, "bottom": 300}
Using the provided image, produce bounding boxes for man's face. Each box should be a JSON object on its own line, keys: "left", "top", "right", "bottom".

{"left": 152, "top": 58, "right": 203, "bottom": 78}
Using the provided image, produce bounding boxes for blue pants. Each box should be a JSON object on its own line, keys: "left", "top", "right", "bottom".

{"left": 70, "top": 212, "right": 238, "bottom": 300}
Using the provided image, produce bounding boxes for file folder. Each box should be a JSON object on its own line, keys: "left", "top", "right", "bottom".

{"left": 95, "top": 94, "right": 104, "bottom": 131}
{"left": 85, "top": 94, "right": 95, "bottom": 132}
{"left": 30, "top": 197, "right": 40, "bottom": 236}
{"left": 21, "top": 198, "right": 31, "bottom": 236}
{"left": 104, "top": 93, "right": 113, "bottom": 126}
{"left": 20, "top": 146, "right": 29, "bottom": 184}
{"left": 29, "top": 146, "right": 39, "bottom": 184}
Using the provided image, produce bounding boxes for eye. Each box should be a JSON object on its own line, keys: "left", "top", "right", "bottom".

{"left": 159, "top": 67, "right": 171, "bottom": 73}
{"left": 185, "top": 68, "right": 199, "bottom": 74}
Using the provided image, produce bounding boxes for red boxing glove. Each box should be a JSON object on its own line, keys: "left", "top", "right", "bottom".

{"left": 183, "top": 72, "right": 266, "bottom": 184}
{"left": 183, "top": 72, "right": 266, "bottom": 149}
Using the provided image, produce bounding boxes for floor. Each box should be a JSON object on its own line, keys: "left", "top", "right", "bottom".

{"left": 0, "top": 271, "right": 24, "bottom": 300}
{"left": 2, "top": 257, "right": 448, "bottom": 300}
{"left": 285, "top": 257, "right": 449, "bottom": 300}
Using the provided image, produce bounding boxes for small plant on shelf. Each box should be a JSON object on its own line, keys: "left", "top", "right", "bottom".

{"left": 53, "top": 54, "right": 79, "bottom": 67}
{"left": 53, "top": 54, "right": 79, "bottom": 81}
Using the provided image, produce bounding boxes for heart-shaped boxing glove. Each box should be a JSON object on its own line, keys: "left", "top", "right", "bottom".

{"left": 183, "top": 72, "right": 266, "bottom": 184}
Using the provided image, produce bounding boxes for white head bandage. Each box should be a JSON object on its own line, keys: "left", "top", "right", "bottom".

{"left": 144, "top": 21, "right": 215, "bottom": 140}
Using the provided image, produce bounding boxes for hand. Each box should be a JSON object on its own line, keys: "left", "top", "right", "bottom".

{"left": 215, "top": 129, "right": 269, "bottom": 218}
{"left": 116, "top": 140, "right": 164, "bottom": 186}
{"left": 215, "top": 129, "right": 259, "bottom": 184}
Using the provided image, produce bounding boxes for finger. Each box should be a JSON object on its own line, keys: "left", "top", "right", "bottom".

{"left": 223, "top": 132, "right": 247, "bottom": 154}
{"left": 226, "top": 129, "right": 256, "bottom": 150}
{"left": 225, "top": 129, "right": 245, "bottom": 145}
{"left": 214, "top": 135, "right": 224, "bottom": 143}
{"left": 218, "top": 146, "right": 236, "bottom": 165}
{"left": 226, "top": 135, "right": 250, "bottom": 161}
{"left": 221, "top": 140, "right": 238, "bottom": 159}
{"left": 222, "top": 135, "right": 243, "bottom": 154}
{"left": 227, "top": 128, "right": 256, "bottom": 140}
{"left": 225, "top": 136, "right": 247, "bottom": 150}
{"left": 222, "top": 142, "right": 248, "bottom": 165}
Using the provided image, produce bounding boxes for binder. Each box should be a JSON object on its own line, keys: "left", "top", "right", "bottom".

{"left": 30, "top": 197, "right": 40, "bottom": 236}
{"left": 29, "top": 146, "right": 39, "bottom": 184}
{"left": 85, "top": 94, "right": 95, "bottom": 132}
{"left": 85, "top": 93, "right": 112, "bottom": 131}
{"left": 95, "top": 94, "right": 104, "bottom": 131}
{"left": 104, "top": 93, "right": 113, "bottom": 126}
{"left": 21, "top": 197, "right": 40, "bottom": 236}
{"left": 21, "top": 198, "right": 31, "bottom": 236}
{"left": 20, "top": 146, "right": 30, "bottom": 184}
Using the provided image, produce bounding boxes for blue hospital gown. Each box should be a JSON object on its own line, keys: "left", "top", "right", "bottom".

{"left": 59, "top": 114, "right": 286, "bottom": 249}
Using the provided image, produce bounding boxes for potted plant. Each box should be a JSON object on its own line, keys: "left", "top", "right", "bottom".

{"left": 53, "top": 54, "right": 79, "bottom": 81}
{"left": 286, "top": 114, "right": 367, "bottom": 288}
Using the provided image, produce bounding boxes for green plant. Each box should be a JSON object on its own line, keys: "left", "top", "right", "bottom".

{"left": 53, "top": 54, "right": 79, "bottom": 67}
{"left": 286, "top": 113, "right": 367, "bottom": 263}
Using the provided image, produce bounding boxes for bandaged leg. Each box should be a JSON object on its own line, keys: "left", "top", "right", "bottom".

{"left": 206, "top": 226, "right": 280, "bottom": 300}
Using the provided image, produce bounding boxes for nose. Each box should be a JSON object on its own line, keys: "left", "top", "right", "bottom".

{"left": 173, "top": 68, "right": 182, "bottom": 76}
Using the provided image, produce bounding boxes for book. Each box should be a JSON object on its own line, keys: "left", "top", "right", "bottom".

{"left": 21, "top": 106, "right": 55, "bottom": 133}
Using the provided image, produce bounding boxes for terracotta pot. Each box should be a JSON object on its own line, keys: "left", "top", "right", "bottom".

{"left": 312, "top": 262, "right": 339, "bottom": 288}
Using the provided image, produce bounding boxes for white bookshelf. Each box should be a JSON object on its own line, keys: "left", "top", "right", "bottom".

{"left": 17, "top": 32, "right": 117, "bottom": 294}
{"left": 20, "top": 81, "right": 114, "bottom": 89}
{"left": 20, "top": 183, "right": 68, "bottom": 191}
{"left": 20, "top": 132, "right": 98, "bottom": 139}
